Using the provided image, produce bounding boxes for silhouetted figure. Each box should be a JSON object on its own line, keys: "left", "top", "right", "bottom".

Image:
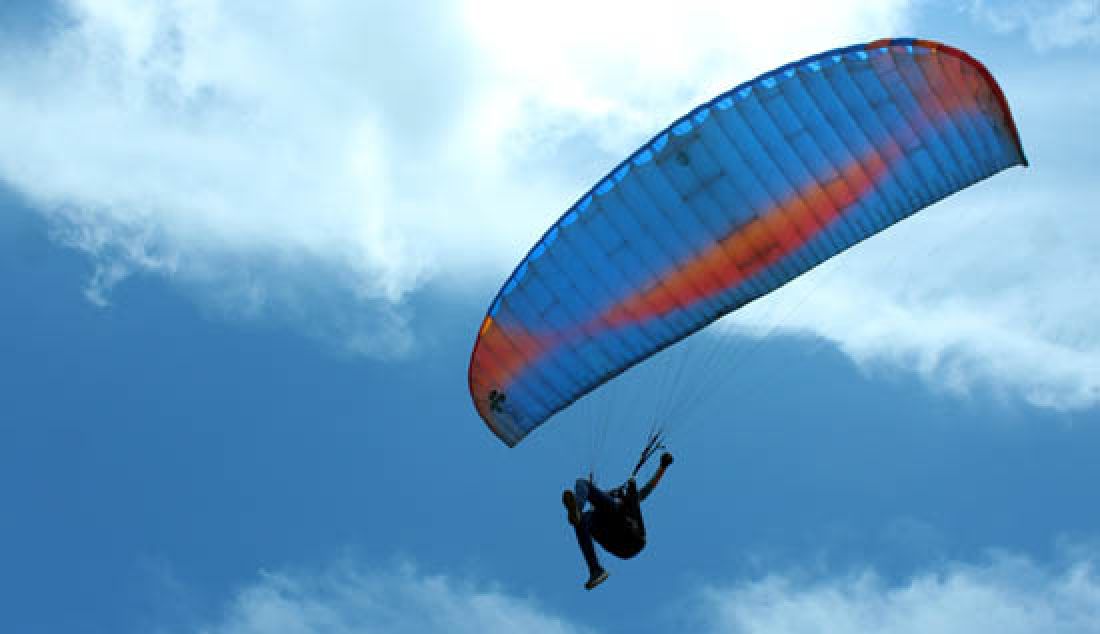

{"left": 562, "top": 451, "right": 673, "bottom": 590}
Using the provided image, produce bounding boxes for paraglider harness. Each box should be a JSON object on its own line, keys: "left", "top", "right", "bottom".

{"left": 590, "top": 432, "right": 666, "bottom": 559}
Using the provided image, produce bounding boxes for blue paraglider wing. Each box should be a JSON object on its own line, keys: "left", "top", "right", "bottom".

{"left": 469, "top": 38, "right": 1027, "bottom": 446}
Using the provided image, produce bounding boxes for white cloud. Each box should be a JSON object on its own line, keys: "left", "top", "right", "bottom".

{"left": 183, "top": 551, "right": 1100, "bottom": 634}
{"left": 193, "top": 563, "right": 587, "bottom": 634}
{"left": 969, "top": 0, "right": 1100, "bottom": 50}
{"left": 694, "top": 552, "right": 1100, "bottom": 634}
{"left": 3, "top": 1, "right": 1099, "bottom": 411}
{"left": 0, "top": 0, "right": 910, "bottom": 355}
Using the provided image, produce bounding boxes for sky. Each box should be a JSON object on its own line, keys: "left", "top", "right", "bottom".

{"left": 1, "top": 1, "right": 1099, "bottom": 632}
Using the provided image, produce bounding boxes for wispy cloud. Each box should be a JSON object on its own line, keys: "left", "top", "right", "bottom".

{"left": 193, "top": 562, "right": 587, "bottom": 634}
{"left": 693, "top": 550, "right": 1100, "bottom": 634}
{"left": 184, "top": 551, "right": 1100, "bottom": 634}
{"left": 0, "top": 0, "right": 910, "bottom": 355}
{"left": 969, "top": 0, "right": 1100, "bottom": 51}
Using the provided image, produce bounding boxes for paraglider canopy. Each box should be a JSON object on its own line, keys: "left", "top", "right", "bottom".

{"left": 469, "top": 38, "right": 1027, "bottom": 447}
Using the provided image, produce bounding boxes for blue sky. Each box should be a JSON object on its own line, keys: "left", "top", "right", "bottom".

{"left": 2, "top": 1, "right": 1099, "bottom": 633}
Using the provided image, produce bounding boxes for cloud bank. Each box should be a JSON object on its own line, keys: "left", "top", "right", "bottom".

{"left": 2, "top": 1, "right": 1099, "bottom": 409}
{"left": 695, "top": 551, "right": 1100, "bottom": 634}
{"left": 188, "top": 552, "right": 1100, "bottom": 634}
{"left": 0, "top": 0, "right": 907, "bottom": 350}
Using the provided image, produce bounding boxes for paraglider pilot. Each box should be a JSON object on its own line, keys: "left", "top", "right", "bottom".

{"left": 562, "top": 447, "right": 674, "bottom": 590}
